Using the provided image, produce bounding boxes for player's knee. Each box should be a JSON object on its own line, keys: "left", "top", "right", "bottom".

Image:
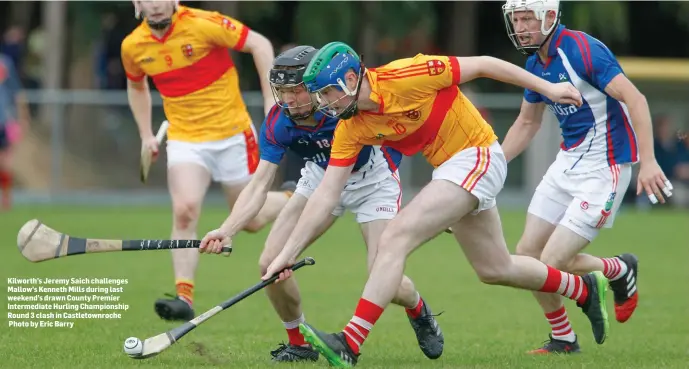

{"left": 258, "top": 253, "right": 273, "bottom": 276}
{"left": 375, "top": 239, "right": 402, "bottom": 264}
{"left": 172, "top": 202, "right": 200, "bottom": 229}
{"left": 377, "top": 223, "right": 413, "bottom": 257}
{"left": 475, "top": 266, "right": 510, "bottom": 285}
{"left": 243, "top": 219, "right": 264, "bottom": 234}
{"left": 372, "top": 239, "right": 402, "bottom": 267}
{"left": 539, "top": 251, "right": 572, "bottom": 271}
{"left": 515, "top": 239, "right": 542, "bottom": 259}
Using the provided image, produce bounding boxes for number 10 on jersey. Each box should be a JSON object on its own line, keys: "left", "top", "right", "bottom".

{"left": 387, "top": 121, "right": 406, "bottom": 135}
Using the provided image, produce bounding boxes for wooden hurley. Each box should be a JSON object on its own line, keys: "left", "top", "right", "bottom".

{"left": 140, "top": 120, "right": 169, "bottom": 184}
{"left": 16, "top": 219, "right": 230, "bottom": 263}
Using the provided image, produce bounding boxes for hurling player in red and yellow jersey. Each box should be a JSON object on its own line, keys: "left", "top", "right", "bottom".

{"left": 121, "top": 1, "right": 292, "bottom": 322}
{"left": 262, "top": 42, "right": 613, "bottom": 367}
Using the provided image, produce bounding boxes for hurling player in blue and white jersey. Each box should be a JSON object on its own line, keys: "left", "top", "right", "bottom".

{"left": 199, "top": 45, "right": 443, "bottom": 363}
{"left": 501, "top": 0, "right": 674, "bottom": 354}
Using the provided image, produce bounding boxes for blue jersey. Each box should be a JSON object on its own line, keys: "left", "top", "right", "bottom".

{"left": 0, "top": 54, "right": 21, "bottom": 126}
{"left": 259, "top": 105, "right": 402, "bottom": 174}
{"left": 524, "top": 25, "right": 638, "bottom": 173}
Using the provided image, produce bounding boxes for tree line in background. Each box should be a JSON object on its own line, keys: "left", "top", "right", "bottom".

{"left": 0, "top": 1, "right": 688, "bottom": 92}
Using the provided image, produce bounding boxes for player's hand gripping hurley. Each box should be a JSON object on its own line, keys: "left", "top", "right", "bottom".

{"left": 16, "top": 219, "right": 231, "bottom": 262}
{"left": 123, "top": 257, "right": 316, "bottom": 359}
{"left": 199, "top": 228, "right": 234, "bottom": 256}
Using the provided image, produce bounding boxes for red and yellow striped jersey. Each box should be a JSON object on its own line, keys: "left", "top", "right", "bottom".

{"left": 121, "top": 6, "right": 252, "bottom": 142}
{"left": 329, "top": 54, "right": 497, "bottom": 168}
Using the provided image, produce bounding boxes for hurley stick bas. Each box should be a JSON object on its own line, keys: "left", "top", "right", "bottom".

{"left": 17, "top": 219, "right": 231, "bottom": 263}
{"left": 124, "top": 257, "right": 316, "bottom": 359}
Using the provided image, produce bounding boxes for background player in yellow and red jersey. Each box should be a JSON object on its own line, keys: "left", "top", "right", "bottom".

{"left": 262, "top": 42, "right": 612, "bottom": 367}
{"left": 121, "top": 0, "right": 293, "bottom": 322}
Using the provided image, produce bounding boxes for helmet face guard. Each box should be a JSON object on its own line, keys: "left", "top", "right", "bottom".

{"left": 269, "top": 46, "right": 320, "bottom": 121}
{"left": 302, "top": 42, "right": 364, "bottom": 120}
{"left": 134, "top": 0, "right": 179, "bottom": 30}
{"left": 502, "top": 0, "right": 561, "bottom": 55}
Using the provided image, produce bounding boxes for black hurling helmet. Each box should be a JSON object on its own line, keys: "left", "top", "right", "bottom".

{"left": 269, "top": 45, "right": 320, "bottom": 121}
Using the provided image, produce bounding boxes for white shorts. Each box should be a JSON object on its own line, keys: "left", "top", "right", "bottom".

{"left": 432, "top": 141, "right": 507, "bottom": 214}
{"left": 295, "top": 162, "right": 402, "bottom": 223}
{"left": 528, "top": 160, "right": 632, "bottom": 242}
{"left": 166, "top": 127, "right": 259, "bottom": 185}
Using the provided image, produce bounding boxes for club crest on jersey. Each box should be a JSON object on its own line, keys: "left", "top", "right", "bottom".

{"left": 221, "top": 17, "right": 236, "bottom": 31}
{"left": 181, "top": 44, "right": 193, "bottom": 58}
{"left": 404, "top": 109, "right": 420, "bottom": 120}
{"left": 426, "top": 60, "right": 446, "bottom": 76}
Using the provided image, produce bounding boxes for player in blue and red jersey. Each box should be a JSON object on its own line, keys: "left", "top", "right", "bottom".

{"left": 501, "top": 0, "right": 674, "bottom": 354}
{"left": 199, "top": 45, "right": 444, "bottom": 363}
{"left": 0, "top": 53, "right": 30, "bottom": 211}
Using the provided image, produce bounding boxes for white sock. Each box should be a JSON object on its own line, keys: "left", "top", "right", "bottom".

{"left": 602, "top": 257, "right": 629, "bottom": 281}
{"left": 283, "top": 313, "right": 305, "bottom": 330}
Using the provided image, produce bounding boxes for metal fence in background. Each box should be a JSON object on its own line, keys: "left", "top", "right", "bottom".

{"left": 12, "top": 84, "right": 689, "bottom": 208}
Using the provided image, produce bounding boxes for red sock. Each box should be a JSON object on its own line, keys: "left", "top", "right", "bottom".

{"left": 0, "top": 171, "right": 11, "bottom": 208}
{"left": 601, "top": 257, "right": 627, "bottom": 281}
{"left": 546, "top": 306, "right": 575, "bottom": 341}
{"left": 539, "top": 266, "right": 589, "bottom": 305}
{"left": 342, "top": 298, "right": 384, "bottom": 355}
{"left": 286, "top": 327, "right": 306, "bottom": 346}
{"left": 405, "top": 295, "right": 423, "bottom": 319}
{"left": 0, "top": 171, "right": 10, "bottom": 188}
{"left": 284, "top": 314, "right": 307, "bottom": 346}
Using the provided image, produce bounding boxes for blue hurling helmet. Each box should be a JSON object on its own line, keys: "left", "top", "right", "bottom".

{"left": 302, "top": 42, "right": 364, "bottom": 119}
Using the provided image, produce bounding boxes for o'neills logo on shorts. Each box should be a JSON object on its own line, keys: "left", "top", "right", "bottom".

{"left": 376, "top": 206, "right": 395, "bottom": 213}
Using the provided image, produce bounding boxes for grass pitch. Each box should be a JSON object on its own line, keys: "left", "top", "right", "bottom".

{"left": 1, "top": 205, "right": 687, "bottom": 368}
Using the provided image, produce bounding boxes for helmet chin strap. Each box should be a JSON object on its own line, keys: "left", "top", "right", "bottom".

{"left": 530, "top": 18, "right": 559, "bottom": 55}
{"left": 147, "top": 18, "right": 172, "bottom": 30}
{"left": 337, "top": 56, "right": 366, "bottom": 119}
{"left": 134, "top": 1, "right": 177, "bottom": 30}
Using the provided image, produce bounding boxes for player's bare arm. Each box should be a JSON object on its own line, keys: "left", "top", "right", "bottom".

{"left": 502, "top": 99, "right": 546, "bottom": 162}
{"left": 456, "top": 56, "right": 582, "bottom": 107}
{"left": 200, "top": 160, "right": 279, "bottom": 254}
{"left": 126, "top": 78, "right": 158, "bottom": 156}
{"left": 126, "top": 78, "right": 154, "bottom": 139}
{"left": 261, "top": 164, "right": 354, "bottom": 281}
{"left": 239, "top": 30, "right": 276, "bottom": 116}
{"left": 604, "top": 74, "right": 672, "bottom": 203}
